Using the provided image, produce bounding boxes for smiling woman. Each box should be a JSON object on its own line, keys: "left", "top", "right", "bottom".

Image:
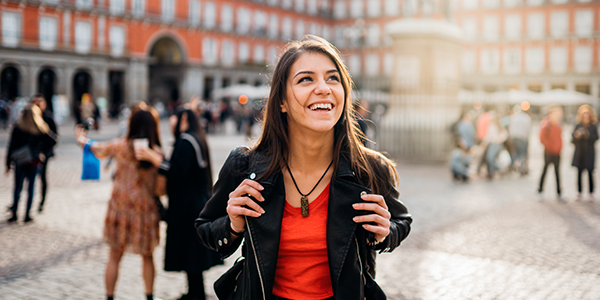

{"left": 195, "top": 35, "right": 412, "bottom": 300}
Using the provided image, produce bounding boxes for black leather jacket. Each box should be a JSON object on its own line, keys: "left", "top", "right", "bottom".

{"left": 196, "top": 147, "right": 412, "bottom": 300}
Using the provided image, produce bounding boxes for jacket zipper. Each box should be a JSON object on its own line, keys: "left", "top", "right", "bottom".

{"left": 246, "top": 216, "right": 266, "bottom": 300}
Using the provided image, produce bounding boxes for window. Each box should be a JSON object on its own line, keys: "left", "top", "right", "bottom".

{"left": 189, "top": 0, "right": 200, "bottom": 26}
{"left": 348, "top": 54, "right": 361, "bottom": 75}
{"left": 462, "top": 18, "right": 478, "bottom": 40}
{"left": 385, "top": 0, "right": 399, "bottom": 16}
{"left": 480, "top": 49, "right": 500, "bottom": 74}
{"left": 2, "top": 12, "right": 21, "bottom": 48}
{"left": 75, "top": 21, "right": 92, "bottom": 54}
{"left": 43, "top": 0, "right": 60, "bottom": 5}
{"left": 268, "top": 14, "right": 279, "bottom": 39}
{"left": 526, "top": 0, "right": 543, "bottom": 5}
{"left": 204, "top": 2, "right": 216, "bottom": 29}
{"left": 335, "top": 26, "right": 345, "bottom": 47}
{"left": 254, "top": 11, "right": 267, "bottom": 36}
{"left": 483, "top": 16, "right": 499, "bottom": 41}
{"left": 39, "top": 17, "right": 57, "bottom": 50}
{"left": 549, "top": 46, "right": 567, "bottom": 74}
{"left": 525, "top": 47, "right": 544, "bottom": 74}
{"left": 268, "top": 0, "right": 278, "bottom": 6}
{"left": 282, "top": 17, "right": 292, "bottom": 39}
{"left": 350, "top": 0, "right": 363, "bottom": 18}
{"left": 254, "top": 44, "right": 265, "bottom": 63}
{"left": 109, "top": 26, "right": 125, "bottom": 56}
{"left": 527, "top": 12, "right": 545, "bottom": 40}
{"left": 334, "top": 0, "right": 346, "bottom": 19}
{"left": 322, "top": 25, "right": 331, "bottom": 41}
{"left": 76, "top": 0, "right": 93, "bottom": 9}
{"left": 309, "top": 22, "right": 319, "bottom": 36}
{"left": 203, "top": 38, "right": 218, "bottom": 65}
{"left": 550, "top": 11, "right": 568, "bottom": 38}
{"left": 462, "top": 0, "right": 478, "bottom": 10}
{"left": 238, "top": 42, "right": 249, "bottom": 63}
{"left": 237, "top": 7, "right": 250, "bottom": 34}
{"left": 366, "top": 24, "right": 380, "bottom": 46}
{"left": 295, "top": 20, "right": 304, "bottom": 39}
{"left": 461, "top": 50, "right": 476, "bottom": 74}
{"left": 551, "top": 0, "right": 568, "bottom": 3}
{"left": 281, "top": 0, "right": 292, "bottom": 9}
{"left": 504, "top": 0, "right": 522, "bottom": 7}
{"left": 483, "top": 0, "right": 499, "bottom": 9}
{"left": 368, "top": 0, "right": 381, "bottom": 18}
{"left": 384, "top": 53, "right": 393, "bottom": 76}
{"left": 97, "top": 16, "right": 105, "bottom": 49}
{"left": 503, "top": 48, "right": 521, "bottom": 74}
{"left": 162, "top": 0, "right": 175, "bottom": 22}
{"left": 307, "top": 0, "right": 317, "bottom": 15}
{"left": 365, "top": 53, "right": 379, "bottom": 76}
{"left": 574, "top": 46, "right": 592, "bottom": 73}
{"left": 110, "top": 0, "right": 125, "bottom": 15}
{"left": 269, "top": 46, "right": 279, "bottom": 67}
{"left": 504, "top": 14, "right": 522, "bottom": 40}
{"left": 221, "top": 40, "right": 235, "bottom": 66}
{"left": 295, "top": 0, "right": 304, "bottom": 12}
{"left": 132, "top": 0, "right": 145, "bottom": 17}
{"left": 575, "top": 10, "right": 593, "bottom": 37}
{"left": 221, "top": 5, "right": 233, "bottom": 32}
{"left": 63, "top": 12, "right": 71, "bottom": 46}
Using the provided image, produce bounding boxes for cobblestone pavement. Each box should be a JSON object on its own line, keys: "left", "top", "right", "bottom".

{"left": 1, "top": 120, "right": 599, "bottom": 300}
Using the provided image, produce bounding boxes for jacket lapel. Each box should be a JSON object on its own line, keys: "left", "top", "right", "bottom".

{"left": 327, "top": 157, "right": 371, "bottom": 291}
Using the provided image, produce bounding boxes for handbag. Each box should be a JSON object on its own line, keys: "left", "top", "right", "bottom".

{"left": 10, "top": 145, "right": 34, "bottom": 166}
{"left": 81, "top": 141, "right": 100, "bottom": 180}
{"left": 214, "top": 256, "right": 245, "bottom": 300}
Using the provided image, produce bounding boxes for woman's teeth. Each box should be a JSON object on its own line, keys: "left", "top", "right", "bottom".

{"left": 309, "top": 103, "right": 332, "bottom": 111}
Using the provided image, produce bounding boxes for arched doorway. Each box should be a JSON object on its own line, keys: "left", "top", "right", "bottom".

{"left": 109, "top": 71, "right": 124, "bottom": 118}
{"left": 148, "top": 36, "right": 185, "bottom": 111}
{"left": 1, "top": 66, "right": 20, "bottom": 100}
{"left": 72, "top": 71, "right": 92, "bottom": 123}
{"left": 38, "top": 68, "right": 56, "bottom": 113}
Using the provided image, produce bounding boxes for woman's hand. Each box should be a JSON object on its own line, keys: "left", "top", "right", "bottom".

{"left": 226, "top": 179, "right": 265, "bottom": 236}
{"left": 352, "top": 194, "right": 391, "bottom": 243}
{"left": 74, "top": 125, "right": 88, "bottom": 146}
{"left": 134, "top": 147, "right": 163, "bottom": 168}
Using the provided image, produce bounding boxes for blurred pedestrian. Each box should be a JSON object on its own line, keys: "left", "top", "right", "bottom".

{"left": 476, "top": 107, "right": 493, "bottom": 174}
{"left": 450, "top": 139, "right": 471, "bottom": 182}
{"left": 456, "top": 111, "right": 476, "bottom": 150}
{"left": 195, "top": 35, "right": 412, "bottom": 299}
{"left": 538, "top": 105, "right": 564, "bottom": 200}
{"left": 136, "top": 109, "right": 222, "bottom": 300}
{"left": 31, "top": 94, "right": 58, "bottom": 212}
{"left": 571, "top": 104, "right": 598, "bottom": 201}
{"left": 5, "top": 104, "right": 57, "bottom": 223}
{"left": 75, "top": 110, "right": 162, "bottom": 300}
{"left": 483, "top": 112, "right": 508, "bottom": 178}
{"left": 508, "top": 106, "right": 532, "bottom": 175}
{"left": 0, "top": 93, "right": 9, "bottom": 130}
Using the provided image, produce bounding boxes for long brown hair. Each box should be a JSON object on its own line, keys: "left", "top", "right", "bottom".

{"left": 253, "top": 35, "right": 397, "bottom": 193}
{"left": 128, "top": 110, "right": 161, "bottom": 169}
{"left": 17, "top": 104, "right": 49, "bottom": 135}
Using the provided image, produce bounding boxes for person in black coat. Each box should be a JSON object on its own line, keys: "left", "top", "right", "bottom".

{"left": 5, "top": 104, "right": 57, "bottom": 223}
{"left": 572, "top": 104, "right": 599, "bottom": 201}
{"left": 136, "top": 109, "right": 222, "bottom": 300}
{"left": 31, "top": 95, "right": 58, "bottom": 212}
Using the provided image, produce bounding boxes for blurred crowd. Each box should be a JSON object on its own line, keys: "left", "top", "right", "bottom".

{"left": 450, "top": 103, "right": 598, "bottom": 201}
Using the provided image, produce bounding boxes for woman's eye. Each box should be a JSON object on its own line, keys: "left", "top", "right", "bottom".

{"left": 328, "top": 75, "right": 340, "bottom": 82}
{"left": 298, "top": 76, "right": 312, "bottom": 83}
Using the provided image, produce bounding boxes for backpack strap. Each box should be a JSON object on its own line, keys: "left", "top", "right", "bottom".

{"left": 180, "top": 133, "right": 208, "bottom": 168}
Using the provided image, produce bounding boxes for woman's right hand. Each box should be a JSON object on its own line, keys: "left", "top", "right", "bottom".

{"left": 226, "top": 179, "right": 265, "bottom": 234}
{"left": 134, "top": 147, "right": 163, "bottom": 167}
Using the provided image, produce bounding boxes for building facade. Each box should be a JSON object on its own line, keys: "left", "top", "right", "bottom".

{"left": 1, "top": 0, "right": 599, "bottom": 116}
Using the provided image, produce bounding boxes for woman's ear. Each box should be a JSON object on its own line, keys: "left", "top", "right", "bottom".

{"left": 280, "top": 98, "right": 288, "bottom": 113}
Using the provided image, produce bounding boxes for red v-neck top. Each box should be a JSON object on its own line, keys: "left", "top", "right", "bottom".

{"left": 272, "top": 183, "right": 334, "bottom": 299}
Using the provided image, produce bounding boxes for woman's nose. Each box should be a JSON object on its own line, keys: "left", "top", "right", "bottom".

{"left": 314, "top": 79, "right": 331, "bottom": 95}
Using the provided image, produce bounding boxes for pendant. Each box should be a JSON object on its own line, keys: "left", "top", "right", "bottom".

{"left": 300, "top": 196, "right": 309, "bottom": 217}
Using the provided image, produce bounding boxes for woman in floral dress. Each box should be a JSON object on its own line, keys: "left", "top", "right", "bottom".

{"left": 75, "top": 110, "right": 162, "bottom": 300}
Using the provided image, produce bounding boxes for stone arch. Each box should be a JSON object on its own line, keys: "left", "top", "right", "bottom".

{"left": 144, "top": 30, "right": 189, "bottom": 63}
{"left": 37, "top": 66, "right": 58, "bottom": 112}
{"left": 146, "top": 34, "right": 187, "bottom": 104}
{"left": 71, "top": 69, "right": 94, "bottom": 123}
{"left": 0, "top": 61, "right": 27, "bottom": 100}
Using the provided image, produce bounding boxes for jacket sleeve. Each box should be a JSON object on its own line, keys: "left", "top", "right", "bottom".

{"left": 589, "top": 125, "right": 598, "bottom": 142}
{"left": 369, "top": 155, "right": 412, "bottom": 253}
{"left": 5, "top": 127, "right": 19, "bottom": 169}
{"left": 195, "top": 147, "right": 250, "bottom": 258}
{"left": 539, "top": 121, "right": 549, "bottom": 147}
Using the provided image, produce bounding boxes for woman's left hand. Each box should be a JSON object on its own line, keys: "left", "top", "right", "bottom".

{"left": 134, "top": 147, "right": 163, "bottom": 168}
{"left": 352, "top": 193, "right": 391, "bottom": 243}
